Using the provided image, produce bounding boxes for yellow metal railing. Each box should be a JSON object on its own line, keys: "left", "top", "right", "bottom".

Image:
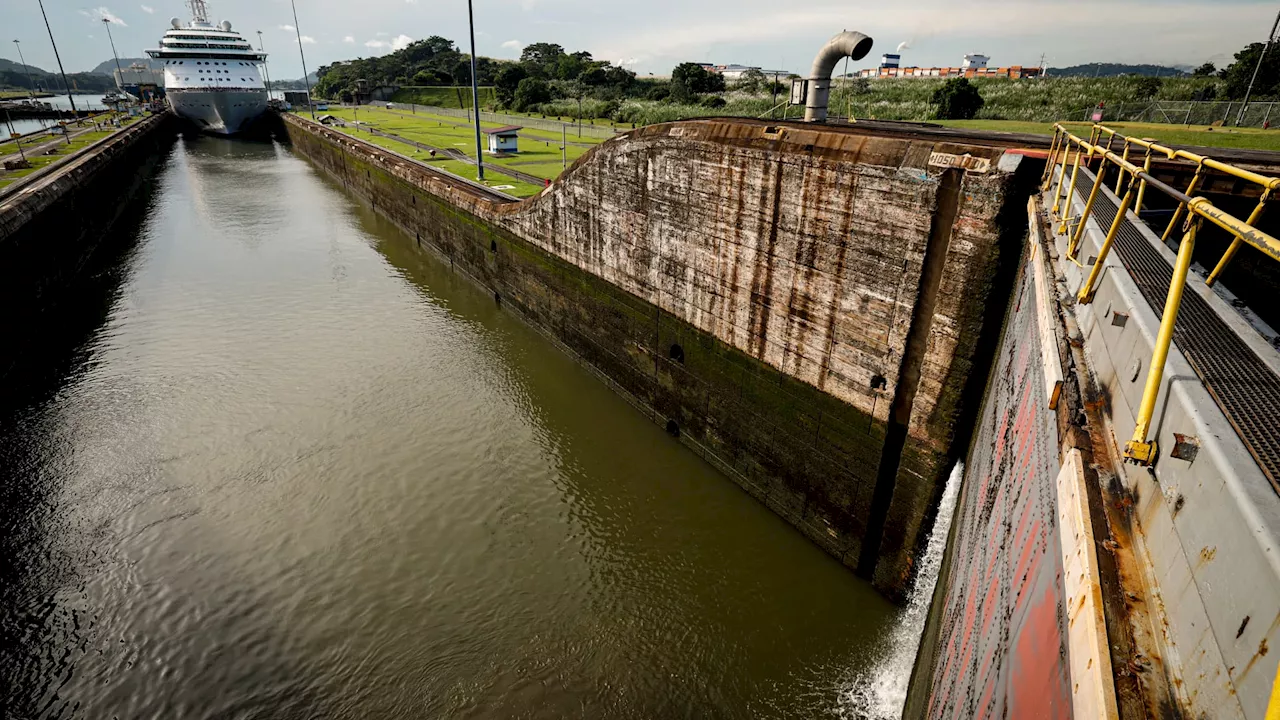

{"left": 1042, "top": 123, "right": 1280, "bottom": 465}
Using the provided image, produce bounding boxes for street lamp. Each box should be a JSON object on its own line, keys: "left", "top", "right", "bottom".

{"left": 36, "top": 0, "right": 75, "bottom": 144}
{"left": 13, "top": 40, "right": 38, "bottom": 99}
{"left": 256, "top": 30, "right": 273, "bottom": 99}
{"left": 289, "top": 0, "right": 315, "bottom": 119}
{"left": 466, "top": 0, "right": 484, "bottom": 181}
{"left": 103, "top": 18, "right": 124, "bottom": 93}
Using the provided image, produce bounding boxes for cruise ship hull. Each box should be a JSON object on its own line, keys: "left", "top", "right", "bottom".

{"left": 169, "top": 89, "right": 267, "bottom": 135}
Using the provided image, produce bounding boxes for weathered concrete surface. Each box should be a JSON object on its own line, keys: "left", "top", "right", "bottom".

{"left": 280, "top": 113, "right": 1031, "bottom": 598}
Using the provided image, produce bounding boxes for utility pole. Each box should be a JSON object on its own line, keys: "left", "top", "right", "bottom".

{"left": 13, "top": 40, "right": 38, "bottom": 99}
{"left": 3, "top": 106, "right": 27, "bottom": 163}
{"left": 1236, "top": 8, "right": 1280, "bottom": 126}
{"left": 466, "top": 0, "right": 484, "bottom": 181}
{"left": 561, "top": 124, "right": 566, "bottom": 170}
{"left": 103, "top": 18, "right": 124, "bottom": 92}
{"left": 36, "top": 0, "right": 75, "bottom": 143}
{"left": 257, "top": 30, "right": 273, "bottom": 99}
{"left": 290, "top": 0, "right": 315, "bottom": 119}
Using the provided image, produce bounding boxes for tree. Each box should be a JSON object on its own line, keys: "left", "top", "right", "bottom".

{"left": 1221, "top": 42, "right": 1280, "bottom": 100}
{"left": 1193, "top": 62, "right": 1217, "bottom": 77}
{"left": 671, "top": 62, "right": 724, "bottom": 93}
{"left": 519, "top": 42, "right": 566, "bottom": 76}
{"left": 930, "top": 78, "right": 984, "bottom": 120}
{"left": 512, "top": 77, "right": 551, "bottom": 111}
{"left": 493, "top": 64, "right": 528, "bottom": 108}
{"left": 1133, "top": 76, "right": 1163, "bottom": 99}
{"left": 735, "top": 67, "right": 766, "bottom": 93}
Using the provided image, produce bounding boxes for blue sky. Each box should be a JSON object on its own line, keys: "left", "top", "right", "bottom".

{"left": 4, "top": 0, "right": 1275, "bottom": 79}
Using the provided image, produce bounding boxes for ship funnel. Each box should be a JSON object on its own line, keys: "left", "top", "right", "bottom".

{"left": 804, "top": 30, "right": 873, "bottom": 122}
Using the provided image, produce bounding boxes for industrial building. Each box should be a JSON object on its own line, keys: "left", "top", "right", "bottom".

{"left": 857, "top": 52, "right": 1042, "bottom": 79}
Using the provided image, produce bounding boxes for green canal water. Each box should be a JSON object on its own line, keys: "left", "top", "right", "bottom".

{"left": 1, "top": 135, "right": 897, "bottom": 719}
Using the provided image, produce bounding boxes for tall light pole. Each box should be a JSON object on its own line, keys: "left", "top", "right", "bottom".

{"left": 466, "top": 0, "right": 484, "bottom": 181}
{"left": 256, "top": 30, "right": 273, "bottom": 99}
{"left": 103, "top": 18, "right": 124, "bottom": 92}
{"left": 289, "top": 0, "right": 315, "bottom": 119}
{"left": 36, "top": 0, "right": 75, "bottom": 143}
{"left": 1236, "top": 9, "right": 1280, "bottom": 126}
{"left": 13, "top": 40, "right": 38, "bottom": 99}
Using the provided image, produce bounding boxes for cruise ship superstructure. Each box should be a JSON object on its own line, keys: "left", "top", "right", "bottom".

{"left": 146, "top": 0, "right": 268, "bottom": 135}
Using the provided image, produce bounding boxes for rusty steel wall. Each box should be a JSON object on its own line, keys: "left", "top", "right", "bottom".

{"left": 279, "top": 114, "right": 1025, "bottom": 598}
{"left": 909, "top": 247, "right": 1074, "bottom": 718}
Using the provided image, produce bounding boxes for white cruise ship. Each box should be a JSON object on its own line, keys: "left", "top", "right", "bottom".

{"left": 146, "top": 0, "right": 268, "bottom": 134}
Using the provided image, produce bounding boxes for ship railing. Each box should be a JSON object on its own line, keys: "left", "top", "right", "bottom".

{"left": 1041, "top": 122, "right": 1280, "bottom": 466}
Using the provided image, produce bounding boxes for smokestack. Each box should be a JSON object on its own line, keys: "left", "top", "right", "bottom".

{"left": 805, "top": 30, "right": 874, "bottom": 123}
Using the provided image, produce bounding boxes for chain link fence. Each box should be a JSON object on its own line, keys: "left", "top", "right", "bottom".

{"left": 377, "top": 102, "right": 620, "bottom": 140}
{"left": 1079, "top": 100, "right": 1278, "bottom": 128}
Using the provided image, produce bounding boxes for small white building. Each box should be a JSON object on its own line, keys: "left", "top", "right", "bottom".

{"left": 962, "top": 54, "right": 990, "bottom": 70}
{"left": 482, "top": 125, "right": 521, "bottom": 154}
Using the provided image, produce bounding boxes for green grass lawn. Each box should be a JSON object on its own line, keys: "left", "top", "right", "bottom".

{"left": 0, "top": 129, "right": 117, "bottom": 188}
{"left": 326, "top": 106, "right": 597, "bottom": 185}
{"left": 0, "top": 89, "right": 55, "bottom": 100}
{"left": 319, "top": 113, "right": 546, "bottom": 198}
{"left": 933, "top": 119, "right": 1280, "bottom": 152}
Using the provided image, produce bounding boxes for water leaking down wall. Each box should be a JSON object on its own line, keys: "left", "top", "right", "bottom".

{"left": 280, "top": 113, "right": 1032, "bottom": 599}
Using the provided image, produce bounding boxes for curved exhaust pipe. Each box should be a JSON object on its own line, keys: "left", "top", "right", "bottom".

{"left": 805, "top": 31, "right": 874, "bottom": 122}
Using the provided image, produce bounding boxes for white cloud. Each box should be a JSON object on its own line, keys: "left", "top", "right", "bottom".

{"left": 88, "top": 7, "right": 127, "bottom": 25}
{"left": 376, "top": 31, "right": 389, "bottom": 37}
{"left": 300, "top": 35, "right": 316, "bottom": 44}
{"left": 279, "top": 24, "right": 295, "bottom": 31}
{"left": 140, "top": 4, "right": 154, "bottom": 13}
{"left": 501, "top": 39, "right": 523, "bottom": 50}
{"left": 391, "top": 34, "right": 413, "bottom": 51}
{"left": 365, "top": 39, "right": 386, "bottom": 48}
{"left": 343, "top": 35, "right": 355, "bottom": 43}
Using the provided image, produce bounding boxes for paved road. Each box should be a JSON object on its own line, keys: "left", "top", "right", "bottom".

{"left": 0, "top": 125, "right": 100, "bottom": 166}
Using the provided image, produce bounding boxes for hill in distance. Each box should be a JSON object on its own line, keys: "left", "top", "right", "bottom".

{"left": 0, "top": 57, "right": 50, "bottom": 75}
{"left": 1047, "top": 63, "right": 1187, "bottom": 78}
{"left": 89, "top": 57, "right": 163, "bottom": 75}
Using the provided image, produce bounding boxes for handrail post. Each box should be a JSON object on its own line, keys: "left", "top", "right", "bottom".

{"left": 1052, "top": 141, "right": 1074, "bottom": 216}
{"left": 1078, "top": 187, "right": 1137, "bottom": 303}
{"left": 1135, "top": 150, "right": 1153, "bottom": 216}
{"left": 1068, "top": 161, "right": 1108, "bottom": 259}
{"left": 1042, "top": 128, "right": 1062, "bottom": 190}
{"left": 1206, "top": 189, "right": 1272, "bottom": 287}
{"left": 1162, "top": 162, "right": 1205, "bottom": 242}
{"left": 1059, "top": 146, "right": 1088, "bottom": 234}
{"left": 1124, "top": 220, "right": 1200, "bottom": 466}
{"left": 1115, "top": 143, "right": 1131, "bottom": 195}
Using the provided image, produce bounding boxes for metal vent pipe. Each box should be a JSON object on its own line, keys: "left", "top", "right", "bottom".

{"left": 805, "top": 31, "right": 874, "bottom": 122}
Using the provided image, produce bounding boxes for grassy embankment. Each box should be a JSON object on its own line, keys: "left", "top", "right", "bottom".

{"left": 387, "top": 86, "right": 498, "bottom": 109}
{"left": 0, "top": 89, "right": 56, "bottom": 100}
{"left": 0, "top": 129, "right": 118, "bottom": 189}
{"left": 505, "top": 75, "right": 1279, "bottom": 152}
{"left": 322, "top": 106, "right": 609, "bottom": 197}
{"left": 934, "top": 119, "right": 1280, "bottom": 152}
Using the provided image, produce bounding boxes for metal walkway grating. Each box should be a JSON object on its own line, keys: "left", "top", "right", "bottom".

{"left": 1082, "top": 179, "right": 1280, "bottom": 494}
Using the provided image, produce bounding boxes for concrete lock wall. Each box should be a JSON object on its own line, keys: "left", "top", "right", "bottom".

{"left": 279, "top": 113, "right": 1030, "bottom": 598}
{"left": 1, "top": 114, "right": 177, "bottom": 379}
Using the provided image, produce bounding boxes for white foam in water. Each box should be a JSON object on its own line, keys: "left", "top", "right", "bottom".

{"left": 840, "top": 461, "right": 964, "bottom": 720}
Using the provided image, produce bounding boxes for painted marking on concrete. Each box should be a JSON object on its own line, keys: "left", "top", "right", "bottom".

{"left": 1029, "top": 205, "right": 1064, "bottom": 410}
{"left": 1056, "top": 448, "right": 1120, "bottom": 720}
{"left": 928, "top": 151, "right": 991, "bottom": 174}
